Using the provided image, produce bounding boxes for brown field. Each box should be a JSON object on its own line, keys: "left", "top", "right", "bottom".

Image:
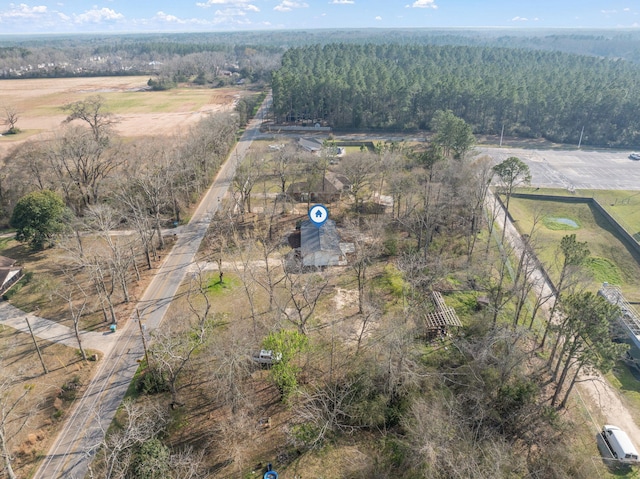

{"left": 0, "top": 76, "right": 243, "bottom": 157}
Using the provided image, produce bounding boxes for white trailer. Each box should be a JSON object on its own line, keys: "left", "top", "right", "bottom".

{"left": 602, "top": 425, "right": 640, "bottom": 463}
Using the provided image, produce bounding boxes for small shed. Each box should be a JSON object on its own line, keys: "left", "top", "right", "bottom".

{"left": 424, "top": 291, "right": 463, "bottom": 340}
{"left": 298, "top": 137, "right": 324, "bottom": 153}
{"left": 300, "top": 219, "right": 346, "bottom": 268}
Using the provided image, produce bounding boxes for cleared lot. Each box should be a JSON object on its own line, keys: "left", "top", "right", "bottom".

{"left": 0, "top": 76, "right": 241, "bottom": 156}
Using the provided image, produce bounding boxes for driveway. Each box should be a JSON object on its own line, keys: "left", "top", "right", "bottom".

{"left": 0, "top": 302, "right": 115, "bottom": 353}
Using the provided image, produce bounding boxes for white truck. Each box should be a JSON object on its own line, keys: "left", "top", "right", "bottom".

{"left": 251, "top": 350, "right": 282, "bottom": 365}
{"left": 602, "top": 425, "right": 640, "bottom": 463}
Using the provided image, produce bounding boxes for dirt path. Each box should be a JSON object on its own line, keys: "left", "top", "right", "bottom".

{"left": 489, "top": 189, "right": 640, "bottom": 447}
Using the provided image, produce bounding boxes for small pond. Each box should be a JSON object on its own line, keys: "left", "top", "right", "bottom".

{"left": 551, "top": 217, "right": 579, "bottom": 227}
{"left": 544, "top": 217, "right": 580, "bottom": 230}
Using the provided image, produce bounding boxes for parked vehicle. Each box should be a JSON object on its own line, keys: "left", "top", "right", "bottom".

{"left": 602, "top": 425, "right": 640, "bottom": 463}
{"left": 251, "top": 349, "right": 282, "bottom": 365}
{"left": 629, "top": 153, "right": 640, "bottom": 160}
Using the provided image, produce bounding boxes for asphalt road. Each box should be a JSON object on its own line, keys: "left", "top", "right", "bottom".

{"left": 32, "top": 93, "right": 272, "bottom": 479}
{"left": 479, "top": 146, "right": 640, "bottom": 191}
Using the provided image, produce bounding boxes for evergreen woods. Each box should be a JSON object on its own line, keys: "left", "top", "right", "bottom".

{"left": 272, "top": 43, "right": 640, "bottom": 148}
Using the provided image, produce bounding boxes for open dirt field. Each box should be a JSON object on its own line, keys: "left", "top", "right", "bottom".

{"left": 0, "top": 76, "right": 243, "bottom": 157}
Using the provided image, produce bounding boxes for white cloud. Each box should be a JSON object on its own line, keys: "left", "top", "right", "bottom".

{"left": 195, "top": 0, "right": 260, "bottom": 25}
{"left": 74, "top": 7, "right": 123, "bottom": 23}
{"left": 511, "top": 16, "right": 528, "bottom": 21}
{"left": 1, "top": 3, "right": 48, "bottom": 18}
{"left": 601, "top": 9, "right": 618, "bottom": 14}
{"left": 274, "top": 1, "right": 309, "bottom": 12}
{"left": 155, "top": 11, "right": 184, "bottom": 23}
{"left": 330, "top": 0, "right": 354, "bottom": 4}
{"left": 197, "top": 0, "right": 258, "bottom": 9}
{"left": 407, "top": 0, "right": 437, "bottom": 9}
{"left": 375, "top": 15, "right": 382, "bottom": 20}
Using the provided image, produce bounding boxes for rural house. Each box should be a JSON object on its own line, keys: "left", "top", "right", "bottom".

{"left": 300, "top": 219, "right": 346, "bottom": 267}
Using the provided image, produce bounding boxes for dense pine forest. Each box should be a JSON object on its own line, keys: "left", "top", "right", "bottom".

{"left": 272, "top": 43, "right": 640, "bottom": 148}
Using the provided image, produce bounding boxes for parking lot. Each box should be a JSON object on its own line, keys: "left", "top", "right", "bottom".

{"left": 479, "top": 147, "right": 640, "bottom": 191}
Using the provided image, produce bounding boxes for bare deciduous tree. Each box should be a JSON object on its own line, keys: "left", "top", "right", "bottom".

{"left": 208, "top": 329, "right": 254, "bottom": 414}
{"left": 63, "top": 95, "right": 115, "bottom": 143}
{"left": 338, "top": 151, "right": 377, "bottom": 212}
{"left": 2, "top": 105, "right": 19, "bottom": 133}
{"left": 84, "top": 204, "right": 135, "bottom": 304}
{"left": 149, "top": 309, "right": 217, "bottom": 408}
{"left": 0, "top": 370, "right": 33, "bottom": 479}
{"left": 53, "top": 268, "right": 89, "bottom": 360}
{"left": 272, "top": 141, "right": 299, "bottom": 194}
{"left": 49, "top": 126, "right": 122, "bottom": 210}
{"left": 233, "top": 154, "right": 262, "bottom": 214}
{"left": 87, "top": 399, "right": 169, "bottom": 479}
{"left": 277, "top": 266, "right": 329, "bottom": 335}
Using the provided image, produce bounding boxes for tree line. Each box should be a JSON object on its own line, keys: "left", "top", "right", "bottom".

{"left": 272, "top": 43, "right": 640, "bottom": 147}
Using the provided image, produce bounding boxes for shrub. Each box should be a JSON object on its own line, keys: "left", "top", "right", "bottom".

{"left": 128, "top": 438, "right": 170, "bottom": 479}
{"left": 60, "top": 376, "right": 82, "bottom": 401}
{"left": 137, "top": 368, "right": 170, "bottom": 395}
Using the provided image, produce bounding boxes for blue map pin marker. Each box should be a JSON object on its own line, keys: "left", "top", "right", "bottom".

{"left": 308, "top": 204, "right": 328, "bottom": 227}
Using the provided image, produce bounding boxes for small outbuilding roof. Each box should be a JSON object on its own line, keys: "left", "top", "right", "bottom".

{"left": 298, "top": 137, "right": 324, "bottom": 152}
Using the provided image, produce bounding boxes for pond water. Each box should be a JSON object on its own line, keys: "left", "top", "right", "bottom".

{"left": 549, "top": 217, "right": 579, "bottom": 228}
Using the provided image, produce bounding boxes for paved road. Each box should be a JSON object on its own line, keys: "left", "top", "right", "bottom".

{"left": 32, "top": 93, "right": 272, "bottom": 479}
{"left": 479, "top": 146, "right": 640, "bottom": 191}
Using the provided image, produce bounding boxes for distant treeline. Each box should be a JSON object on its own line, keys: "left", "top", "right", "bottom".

{"left": 4, "top": 28, "right": 640, "bottom": 80}
{"left": 0, "top": 34, "right": 282, "bottom": 83}
{"left": 272, "top": 43, "right": 640, "bottom": 148}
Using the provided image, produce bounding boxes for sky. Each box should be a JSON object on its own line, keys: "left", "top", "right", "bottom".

{"left": 0, "top": 1, "right": 638, "bottom": 35}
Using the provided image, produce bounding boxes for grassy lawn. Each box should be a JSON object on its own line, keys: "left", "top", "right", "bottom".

{"left": 103, "top": 89, "right": 214, "bottom": 114}
{"left": 29, "top": 88, "right": 218, "bottom": 117}
{"left": 516, "top": 187, "right": 640, "bottom": 240}
{"left": 507, "top": 195, "right": 640, "bottom": 302}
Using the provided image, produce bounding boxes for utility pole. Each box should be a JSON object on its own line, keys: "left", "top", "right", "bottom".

{"left": 25, "top": 317, "right": 48, "bottom": 375}
{"left": 499, "top": 123, "right": 505, "bottom": 147}
{"left": 136, "top": 309, "right": 150, "bottom": 368}
{"left": 578, "top": 126, "right": 584, "bottom": 149}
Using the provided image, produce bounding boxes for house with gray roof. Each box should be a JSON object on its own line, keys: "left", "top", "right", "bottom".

{"left": 300, "top": 219, "right": 346, "bottom": 267}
